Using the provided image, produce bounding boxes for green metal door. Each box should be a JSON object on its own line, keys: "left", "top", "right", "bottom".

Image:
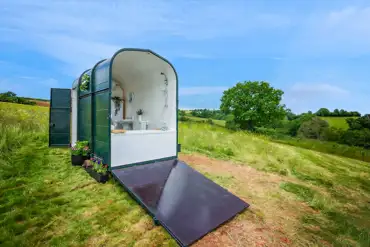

{"left": 49, "top": 88, "right": 71, "bottom": 147}
{"left": 78, "top": 70, "right": 92, "bottom": 145}
{"left": 92, "top": 91, "right": 110, "bottom": 163}
{"left": 91, "top": 60, "right": 110, "bottom": 164}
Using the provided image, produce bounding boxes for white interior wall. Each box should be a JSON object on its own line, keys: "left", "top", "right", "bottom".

{"left": 111, "top": 80, "right": 124, "bottom": 122}
{"left": 111, "top": 130, "right": 177, "bottom": 167}
{"left": 71, "top": 88, "right": 78, "bottom": 145}
{"left": 110, "top": 50, "right": 177, "bottom": 166}
{"left": 112, "top": 51, "right": 176, "bottom": 130}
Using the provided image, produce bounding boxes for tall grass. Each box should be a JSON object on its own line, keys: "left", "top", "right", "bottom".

{"left": 0, "top": 103, "right": 176, "bottom": 246}
{"left": 179, "top": 121, "right": 370, "bottom": 246}
{"left": 0, "top": 103, "right": 48, "bottom": 153}
{"left": 271, "top": 136, "right": 370, "bottom": 162}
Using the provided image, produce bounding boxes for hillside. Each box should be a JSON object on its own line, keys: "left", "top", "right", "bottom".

{"left": 186, "top": 115, "right": 226, "bottom": 127}
{"left": 24, "top": 97, "right": 50, "bottom": 107}
{"left": 1, "top": 102, "right": 369, "bottom": 246}
{"left": 320, "top": 116, "right": 357, "bottom": 130}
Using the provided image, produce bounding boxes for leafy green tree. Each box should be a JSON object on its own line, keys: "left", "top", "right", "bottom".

{"left": 220, "top": 81, "right": 286, "bottom": 130}
{"left": 297, "top": 117, "right": 329, "bottom": 140}
{"left": 346, "top": 117, "right": 370, "bottom": 130}
{"left": 332, "top": 109, "right": 340, "bottom": 116}
{"left": 0, "top": 91, "right": 36, "bottom": 105}
{"left": 315, "top": 108, "right": 331, "bottom": 116}
{"left": 286, "top": 108, "right": 298, "bottom": 120}
{"left": 351, "top": 111, "right": 361, "bottom": 117}
{"left": 285, "top": 112, "right": 315, "bottom": 136}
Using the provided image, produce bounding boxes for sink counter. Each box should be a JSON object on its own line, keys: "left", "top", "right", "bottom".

{"left": 111, "top": 129, "right": 175, "bottom": 135}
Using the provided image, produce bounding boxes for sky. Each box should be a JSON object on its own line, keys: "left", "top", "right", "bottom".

{"left": 1, "top": 0, "right": 370, "bottom": 114}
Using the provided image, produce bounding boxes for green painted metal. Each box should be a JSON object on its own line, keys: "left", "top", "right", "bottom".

{"left": 49, "top": 88, "right": 71, "bottom": 147}
{"left": 110, "top": 156, "right": 178, "bottom": 170}
{"left": 91, "top": 60, "right": 111, "bottom": 164}
{"left": 72, "top": 79, "right": 79, "bottom": 89}
{"left": 78, "top": 96, "right": 92, "bottom": 143}
{"left": 74, "top": 48, "right": 178, "bottom": 168}
{"left": 79, "top": 70, "right": 92, "bottom": 97}
{"left": 77, "top": 69, "right": 92, "bottom": 145}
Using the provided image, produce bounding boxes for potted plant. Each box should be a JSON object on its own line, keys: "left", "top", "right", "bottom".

{"left": 83, "top": 156, "right": 109, "bottom": 183}
{"left": 80, "top": 74, "right": 90, "bottom": 91}
{"left": 136, "top": 109, "right": 144, "bottom": 121}
{"left": 70, "top": 141, "right": 90, "bottom": 166}
{"left": 111, "top": 96, "right": 123, "bottom": 116}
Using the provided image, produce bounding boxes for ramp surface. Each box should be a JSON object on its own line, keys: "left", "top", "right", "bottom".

{"left": 112, "top": 159, "right": 249, "bottom": 246}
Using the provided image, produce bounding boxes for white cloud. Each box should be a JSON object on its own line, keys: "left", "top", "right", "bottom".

{"left": 0, "top": 1, "right": 290, "bottom": 74}
{"left": 18, "top": 76, "right": 37, "bottom": 79}
{"left": 290, "top": 6, "right": 370, "bottom": 56}
{"left": 284, "top": 83, "right": 351, "bottom": 113}
{"left": 290, "top": 83, "right": 349, "bottom": 97}
{"left": 179, "top": 86, "right": 227, "bottom": 96}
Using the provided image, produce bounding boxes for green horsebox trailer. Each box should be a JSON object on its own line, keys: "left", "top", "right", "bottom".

{"left": 49, "top": 48, "right": 249, "bottom": 246}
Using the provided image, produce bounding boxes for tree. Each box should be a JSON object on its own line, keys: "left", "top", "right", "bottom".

{"left": 297, "top": 117, "right": 329, "bottom": 140}
{"left": 0, "top": 91, "right": 36, "bottom": 105}
{"left": 285, "top": 112, "right": 315, "bottom": 136}
{"left": 351, "top": 111, "right": 361, "bottom": 117}
{"left": 315, "top": 108, "right": 331, "bottom": 116}
{"left": 347, "top": 117, "right": 370, "bottom": 130}
{"left": 332, "top": 109, "right": 340, "bottom": 116}
{"left": 220, "top": 81, "right": 286, "bottom": 130}
{"left": 286, "top": 108, "right": 298, "bottom": 120}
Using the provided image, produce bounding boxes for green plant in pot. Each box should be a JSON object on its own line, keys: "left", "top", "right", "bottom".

{"left": 80, "top": 74, "right": 90, "bottom": 91}
{"left": 70, "top": 140, "right": 90, "bottom": 166}
{"left": 83, "top": 156, "right": 109, "bottom": 183}
{"left": 137, "top": 109, "right": 144, "bottom": 121}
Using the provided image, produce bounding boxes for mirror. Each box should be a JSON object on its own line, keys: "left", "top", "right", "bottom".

{"left": 128, "top": 92, "right": 135, "bottom": 103}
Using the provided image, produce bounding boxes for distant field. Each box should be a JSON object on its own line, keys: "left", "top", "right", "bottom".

{"left": 186, "top": 115, "right": 226, "bottom": 127}
{"left": 24, "top": 97, "right": 50, "bottom": 107}
{"left": 320, "top": 116, "right": 357, "bottom": 130}
{"left": 32, "top": 100, "right": 50, "bottom": 107}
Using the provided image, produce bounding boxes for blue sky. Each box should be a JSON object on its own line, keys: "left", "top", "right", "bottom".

{"left": 1, "top": 0, "right": 370, "bottom": 114}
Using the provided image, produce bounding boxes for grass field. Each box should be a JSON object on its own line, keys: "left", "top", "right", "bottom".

{"left": 0, "top": 103, "right": 176, "bottom": 246}
{"left": 320, "top": 117, "right": 357, "bottom": 130}
{"left": 179, "top": 122, "right": 370, "bottom": 246}
{"left": 1, "top": 102, "right": 370, "bottom": 246}
{"left": 185, "top": 115, "right": 226, "bottom": 127}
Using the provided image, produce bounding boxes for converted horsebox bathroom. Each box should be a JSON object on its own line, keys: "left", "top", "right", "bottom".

{"left": 48, "top": 48, "right": 249, "bottom": 247}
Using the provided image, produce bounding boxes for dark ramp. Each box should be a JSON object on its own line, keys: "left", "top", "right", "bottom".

{"left": 112, "top": 159, "right": 249, "bottom": 246}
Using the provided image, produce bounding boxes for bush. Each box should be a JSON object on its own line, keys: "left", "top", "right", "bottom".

{"left": 0, "top": 91, "right": 36, "bottom": 105}
{"left": 207, "top": 118, "right": 213, "bottom": 125}
{"left": 323, "top": 127, "right": 344, "bottom": 142}
{"left": 297, "top": 117, "right": 329, "bottom": 140}
{"left": 225, "top": 120, "right": 240, "bottom": 131}
{"left": 179, "top": 116, "right": 189, "bottom": 122}
{"left": 254, "top": 127, "right": 277, "bottom": 136}
{"left": 340, "top": 129, "right": 370, "bottom": 149}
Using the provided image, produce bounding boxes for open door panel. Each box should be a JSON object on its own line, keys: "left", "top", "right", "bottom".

{"left": 112, "top": 159, "right": 249, "bottom": 246}
{"left": 49, "top": 88, "right": 71, "bottom": 147}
